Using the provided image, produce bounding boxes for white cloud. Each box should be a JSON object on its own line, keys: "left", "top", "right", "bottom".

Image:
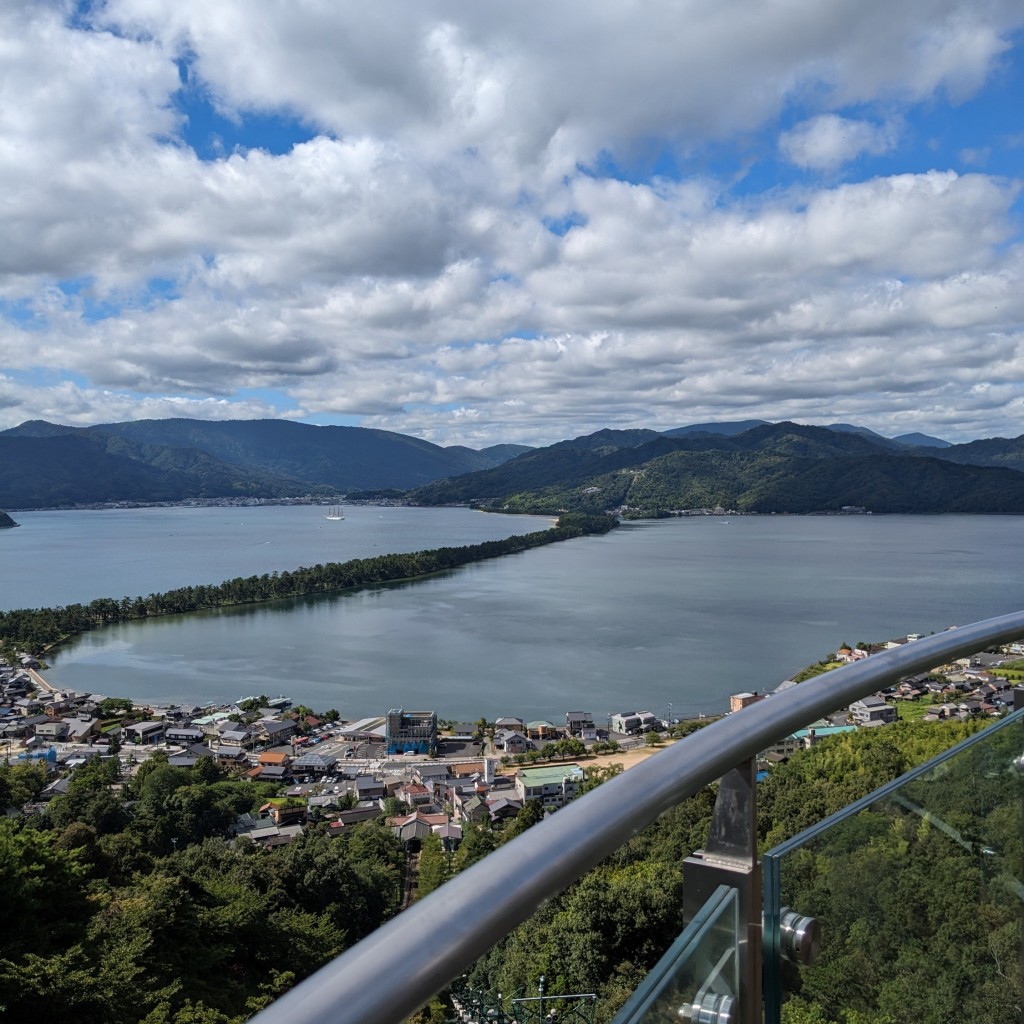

{"left": 780, "top": 115, "right": 899, "bottom": 170}
{"left": 0, "top": 2, "right": 1022, "bottom": 447}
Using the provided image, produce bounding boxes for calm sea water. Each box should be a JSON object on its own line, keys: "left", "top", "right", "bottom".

{"left": 6, "top": 510, "right": 1024, "bottom": 720}
{"left": 0, "top": 505, "right": 553, "bottom": 611}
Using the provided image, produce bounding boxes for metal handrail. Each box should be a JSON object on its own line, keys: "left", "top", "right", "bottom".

{"left": 250, "top": 610, "right": 1024, "bottom": 1024}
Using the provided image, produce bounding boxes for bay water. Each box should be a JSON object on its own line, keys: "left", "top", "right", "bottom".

{"left": 4, "top": 509, "right": 1024, "bottom": 721}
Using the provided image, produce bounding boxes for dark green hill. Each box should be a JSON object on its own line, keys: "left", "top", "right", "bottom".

{"left": 0, "top": 418, "right": 530, "bottom": 508}
{"left": 735, "top": 421, "right": 906, "bottom": 458}
{"left": 0, "top": 433, "right": 307, "bottom": 509}
{"left": 409, "top": 422, "right": 1024, "bottom": 515}
{"left": 928, "top": 434, "right": 1024, "bottom": 471}
{"left": 663, "top": 419, "right": 768, "bottom": 437}
{"left": 69, "top": 418, "right": 519, "bottom": 489}
{"left": 3, "top": 416, "right": 1021, "bottom": 513}
{"left": 892, "top": 431, "right": 952, "bottom": 448}
{"left": 547, "top": 427, "right": 664, "bottom": 453}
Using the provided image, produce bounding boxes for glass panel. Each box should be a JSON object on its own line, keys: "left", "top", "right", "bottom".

{"left": 611, "top": 884, "right": 740, "bottom": 1024}
{"left": 764, "top": 708, "right": 1024, "bottom": 1024}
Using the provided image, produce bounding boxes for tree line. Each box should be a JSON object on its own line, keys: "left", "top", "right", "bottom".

{"left": 0, "top": 512, "right": 616, "bottom": 657}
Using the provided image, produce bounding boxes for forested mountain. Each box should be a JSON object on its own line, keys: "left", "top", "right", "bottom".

{"left": 0, "top": 419, "right": 531, "bottom": 509}
{"left": 927, "top": 433, "right": 1024, "bottom": 471}
{"left": 409, "top": 422, "right": 1024, "bottom": 515}
{"left": 0, "top": 432, "right": 312, "bottom": 508}
{"left": 2, "top": 415, "right": 1022, "bottom": 513}
{"left": 663, "top": 418, "right": 769, "bottom": 437}
{"left": 893, "top": 431, "right": 952, "bottom": 448}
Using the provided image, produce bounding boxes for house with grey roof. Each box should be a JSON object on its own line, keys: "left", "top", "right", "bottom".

{"left": 849, "top": 695, "right": 897, "bottom": 727}
{"left": 166, "top": 726, "right": 205, "bottom": 745}
{"left": 355, "top": 776, "right": 385, "bottom": 801}
{"left": 494, "top": 729, "right": 529, "bottom": 753}
{"left": 168, "top": 744, "right": 217, "bottom": 769}
{"left": 64, "top": 717, "right": 100, "bottom": 743}
{"left": 217, "top": 727, "right": 255, "bottom": 751}
{"left": 34, "top": 720, "right": 70, "bottom": 743}
{"left": 292, "top": 750, "right": 338, "bottom": 777}
{"left": 254, "top": 718, "right": 296, "bottom": 746}
{"left": 124, "top": 721, "right": 166, "bottom": 744}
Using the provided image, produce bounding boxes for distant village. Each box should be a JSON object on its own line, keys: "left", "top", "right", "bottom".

{"left": 2, "top": 630, "right": 1022, "bottom": 851}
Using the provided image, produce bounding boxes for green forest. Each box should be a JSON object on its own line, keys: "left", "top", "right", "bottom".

{"left": 2, "top": 714, "right": 1017, "bottom": 1024}
{"left": 0, "top": 753, "right": 405, "bottom": 1023}
{"left": 456, "top": 717, "right": 1020, "bottom": 1024}
{"left": 3, "top": 417, "right": 1024, "bottom": 513}
{"left": 409, "top": 423, "right": 1024, "bottom": 516}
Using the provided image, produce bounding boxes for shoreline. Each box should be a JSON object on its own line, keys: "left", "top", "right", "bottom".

{"left": 24, "top": 660, "right": 677, "bottom": 775}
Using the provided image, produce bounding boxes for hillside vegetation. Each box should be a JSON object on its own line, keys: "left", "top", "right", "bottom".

{"left": 2, "top": 416, "right": 1023, "bottom": 513}
{"left": 0, "top": 419, "right": 530, "bottom": 509}
{"left": 409, "top": 422, "right": 1024, "bottom": 515}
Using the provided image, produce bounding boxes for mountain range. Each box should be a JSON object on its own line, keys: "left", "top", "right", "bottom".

{"left": 0, "top": 417, "right": 1022, "bottom": 514}
{"left": 0, "top": 418, "right": 528, "bottom": 509}
{"left": 408, "top": 421, "right": 1024, "bottom": 515}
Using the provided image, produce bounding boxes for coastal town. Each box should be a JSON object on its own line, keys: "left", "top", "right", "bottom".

{"left": 3, "top": 629, "right": 1023, "bottom": 861}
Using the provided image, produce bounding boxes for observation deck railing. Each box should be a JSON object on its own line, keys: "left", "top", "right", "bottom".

{"left": 249, "top": 610, "right": 1024, "bottom": 1024}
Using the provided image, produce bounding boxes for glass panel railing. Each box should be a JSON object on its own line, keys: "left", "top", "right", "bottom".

{"left": 611, "top": 884, "right": 740, "bottom": 1024}
{"left": 764, "top": 708, "right": 1024, "bottom": 1024}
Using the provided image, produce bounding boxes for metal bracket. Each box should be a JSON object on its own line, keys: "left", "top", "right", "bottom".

{"left": 682, "top": 758, "right": 761, "bottom": 1024}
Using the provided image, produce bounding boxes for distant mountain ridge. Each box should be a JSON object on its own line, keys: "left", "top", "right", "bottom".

{"left": 0, "top": 418, "right": 530, "bottom": 509}
{"left": 892, "top": 432, "right": 952, "bottom": 448}
{"left": 409, "top": 421, "right": 1024, "bottom": 515}
{"left": 0, "top": 416, "right": 1021, "bottom": 513}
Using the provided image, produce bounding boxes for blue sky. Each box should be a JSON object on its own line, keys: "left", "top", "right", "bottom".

{"left": 1, "top": 1, "right": 1022, "bottom": 446}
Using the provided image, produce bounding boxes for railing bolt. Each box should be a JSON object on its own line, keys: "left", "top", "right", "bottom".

{"left": 678, "top": 992, "right": 735, "bottom": 1024}
{"left": 778, "top": 908, "right": 821, "bottom": 966}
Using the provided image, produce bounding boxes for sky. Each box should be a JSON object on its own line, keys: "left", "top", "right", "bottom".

{"left": 1, "top": 1, "right": 1023, "bottom": 448}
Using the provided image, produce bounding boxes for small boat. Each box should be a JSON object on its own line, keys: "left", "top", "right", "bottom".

{"left": 323, "top": 505, "right": 345, "bottom": 521}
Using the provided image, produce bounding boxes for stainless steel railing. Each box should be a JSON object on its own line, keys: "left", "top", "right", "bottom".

{"left": 250, "top": 610, "right": 1024, "bottom": 1024}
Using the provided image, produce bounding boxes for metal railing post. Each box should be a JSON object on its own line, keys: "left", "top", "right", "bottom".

{"left": 682, "top": 757, "right": 761, "bottom": 1024}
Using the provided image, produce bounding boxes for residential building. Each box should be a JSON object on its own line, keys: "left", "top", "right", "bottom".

{"left": 124, "top": 721, "right": 165, "bottom": 744}
{"left": 565, "top": 711, "right": 594, "bottom": 736}
{"left": 849, "top": 695, "right": 898, "bottom": 726}
{"left": 610, "top": 711, "right": 659, "bottom": 734}
{"left": 730, "top": 692, "right": 765, "bottom": 713}
{"left": 254, "top": 718, "right": 296, "bottom": 747}
{"left": 514, "top": 764, "right": 586, "bottom": 811}
{"left": 494, "top": 728, "right": 528, "bottom": 753}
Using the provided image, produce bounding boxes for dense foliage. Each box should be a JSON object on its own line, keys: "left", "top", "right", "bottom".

{"left": 453, "top": 719, "right": 1017, "bottom": 1024}
{"left": 762, "top": 719, "right": 1022, "bottom": 1024}
{"left": 3, "top": 417, "right": 1024, "bottom": 512}
{"left": 0, "top": 419, "right": 528, "bottom": 508}
{"left": 0, "top": 514, "right": 616, "bottom": 656}
{"left": 0, "top": 752, "right": 406, "bottom": 1024}
{"left": 409, "top": 422, "right": 1024, "bottom": 515}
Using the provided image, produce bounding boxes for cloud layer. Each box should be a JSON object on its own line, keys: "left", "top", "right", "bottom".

{"left": 1, "top": 0, "right": 1022, "bottom": 445}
